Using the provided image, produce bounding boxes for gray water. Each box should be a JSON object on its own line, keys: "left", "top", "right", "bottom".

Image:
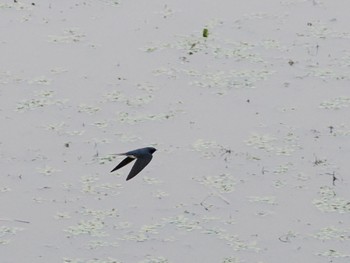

{"left": 1, "top": 1, "right": 350, "bottom": 262}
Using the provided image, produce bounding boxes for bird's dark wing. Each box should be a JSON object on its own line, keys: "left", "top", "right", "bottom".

{"left": 126, "top": 155, "right": 153, "bottom": 181}
{"left": 111, "top": 157, "right": 135, "bottom": 172}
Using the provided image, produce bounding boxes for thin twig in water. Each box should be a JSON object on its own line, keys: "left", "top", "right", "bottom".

{"left": 200, "top": 192, "right": 230, "bottom": 211}
{"left": 326, "top": 172, "right": 338, "bottom": 186}
{"left": 0, "top": 218, "right": 30, "bottom": 224}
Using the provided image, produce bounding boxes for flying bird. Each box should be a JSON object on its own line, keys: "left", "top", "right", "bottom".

{"left": 110, "top": 147, "right": 157, "bottom": 181}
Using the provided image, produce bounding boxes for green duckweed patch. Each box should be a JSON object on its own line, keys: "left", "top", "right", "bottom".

{"left": 248, "top": 196, "right": 278, "bottom": 205}
{"left": 16, "top": 90, "right": 67, "bottom": 112}
{"left": 65, "top": 207, "right": 118, "bottom": 238}
{"left": 192, "top": 139, "right": 221, "bottom": 159}
{"left": 48, "top": 28, "right": 86, "bottom": 43}
{"left": 313, "top": 186, "right": 350, "bottom": 213}
{"left": 316, "top": 249, "right": 350, "bottom": 259}
{"left": 63, "top": 258, "right": 121, "bottom": 263}
{"left": 245, "top": 132, "right": 300, "bottom": 156}
{"left": 196, "top": 173, "right": 236, "bottom": 193}
{"left": 313, "top": 226, "right": 350, "bottom": 241}
{"left": 319, "top": 96, "right": 350, "bottom": 110}
{"left": 0, "top": 226, "right": 24, "bottom": 245}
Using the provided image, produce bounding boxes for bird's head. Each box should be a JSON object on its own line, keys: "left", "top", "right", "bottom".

{"left": 147, "top": 147, "right": 157, "bottom": 154}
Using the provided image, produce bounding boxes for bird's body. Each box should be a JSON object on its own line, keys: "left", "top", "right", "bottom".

{"left": 110, "top": 147, "right": 156, "bottom": 181}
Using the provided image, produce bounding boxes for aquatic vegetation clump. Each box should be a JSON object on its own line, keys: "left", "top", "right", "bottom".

{"left": 313, "top": 186, "right": 350, "bottom": 213}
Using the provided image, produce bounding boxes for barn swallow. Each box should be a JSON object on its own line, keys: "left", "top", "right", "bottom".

{"left": 110, "top": 147, "right": 157, "bottom": 181}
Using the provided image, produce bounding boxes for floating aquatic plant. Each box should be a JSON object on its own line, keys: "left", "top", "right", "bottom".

{"left": 329, "top": 124, "right": 350, "bottom": 136}
{"left": 320, "top": 96, "right": 350, "bottom": 110}
{"left": 192, "top": 139, "right": 221, "bottom": 159}
{"left": 304, "top": 21, "right": 350, "bottom": 39}
{"left": 0, "top": 70, "right": 24, "bottom": 84}
{"left": 113, "top": 221, "right": 131, "bottom": 230}
{"left": 87, "top": 240, "right": 119, "bottom": 249}
{"left": 65, "top": 219, "right": 108, "bottom": 237}
{"left": 28, "top": 76, "right": 52, "bottom": 85}
{"left": 245, "top": 133, "right": 276, "bottom": 151}
{"left": 104, "top": 90, "right": 154, "bottom": 106}
{"left": 0, "top": 226, "right": 23, "bottom": 245}
{"left": 81, "top": 208, "right": 118, "bottom": 218}
{"left": 0, "top": 226, "right": 23, "bottom": 238}
{"left": 0, "top": 2, "right": 33, "bottom": 10}
{"left": 97, "top": 154, "right": 116, "bottom": 164}
{"left": 138, "top": 256, "right": 169, "bottom": 263}
{"left": 0, "top": 239, "right": 9, "bottom": 245}
{"left": 272, "top": 179, "right": 287, "bottom": 188}
{"left": 197, "top": 173, "right": 236, "bottom": 193}
{"left": 202, "top": 226, "right": 260, "bottom": 252}
{"left": 248, "top": 196, "right": 278, "bottom": 205}
{"left": 164, "top": 215, "right": 201, "bottom": 232}
{"left": 37, "top": 165, "right": 60, "bottom": 176}
{"left": 191, "top": 69, "right": 274, "bottom": 90}
{"left": 50, "top": 67, "right": 68, "bottom": 74}
{"left": 143, "top": 176, "right": 162, "bottom": 185}
{"left": 313, "top": 186, "right": 350, "bottom": 213}
{"left": 48, "top": 28, "right": 86, "bottom": 43}
{"left": 115, "top": 111, "right": 176, "bottom": 124}
{"left": 273, "top": 162, "right": 293, "bottom": 174}
{"left": 78, "top": 104, "right": 100, "bottom": 114}
{"left": 222, "top": 257, "right": 242, "bottom": 263}
{"left": 203, "top": 28, "right": 209, "bottom": 38}
{"left": 152, "top": 190, "right": 169, "bottom": 199}
{"left": 63, "top": 258, "right": 120, "bottom": 263}
{"left": 122, "top": 232, "right": 148, "bottom": 242}
{"left": 140, "top": 223, "right": 163, "bottom": 235}
{"left": 54, "top": 212, "right": 71, "bottom": 220}
{"left": 16, "top": 90, "right": 66, "bottom": 112}
{"left": 316, "top": 249, "right": 350, "bottom": 259}
{"left": 0, "top": 186, "right": 11, "bottom": 192}
{"left": 80, "top": 175, "right": 122, "bottom": 197}
{"left": 92, "top": 121, "right": 109, "bottom": 129}
{"left": 99, "top": 0, "right": 121, "bottom": 7}
{"left": 44, "top": 122, "right": 66, "bottom": 132}
{"left": 245, "top": 132, "right": 300, "bottom": 156}
{"left": 313, "top": 226, "right": 350, "bottom": 241}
